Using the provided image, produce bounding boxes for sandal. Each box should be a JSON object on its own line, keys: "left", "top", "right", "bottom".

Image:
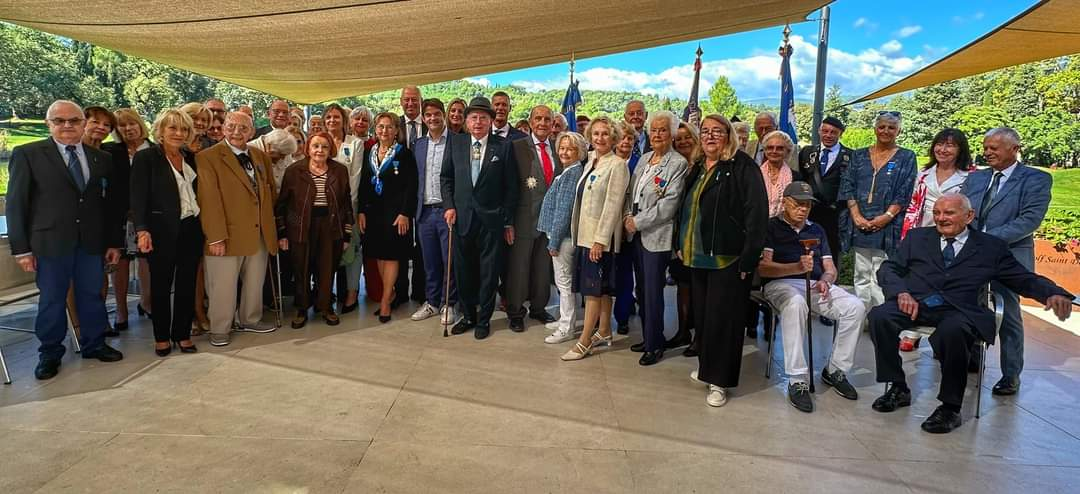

{"left": 561, "top": 341, "right": 593, "bottom": 361}
{"left": 591, "top": 331, "right": 613, "bottom": 347}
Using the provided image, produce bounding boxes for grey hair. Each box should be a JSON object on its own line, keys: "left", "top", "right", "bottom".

{"left": 755, "top": 111, "right": 777, "bottom": 126}
{"left": 625, "top": 99, "right": 646, "bottom": 111}
{"left": 732, "top": 121, "right": 751, "bottom": 134}
{"left": 47, "top": 100, "right": 83, "bottom": 119}
{"left": 350, "top": 106, "right": 373, "bottom": 122}
{"left": 985, "top": 127, "right": 1021, "bottom": 147}
{"left": 226, "top": 110, "right": 253, "bottom": 126}
{"left": 585, "top": 116, "right": 622, "bottom": 144}
{"left": 262, "top": 128, "right": 298, "bottom": 156}
{"left": 553, "top": 113, "right": 568, "bottom": 126}
{"left": 556, "top": 131, "right": 589, "bottom": 163}
{"left": 937, "top": 191, "right": 972, "bottom": 212}
{"left": 874, "top": 112, "right": 902, "bottom": 128}
{"left": 645, "top": 110, "right": 679, "bottom": 138}
{"left": 762, "top": 129, "right": 795, "bottom": 153}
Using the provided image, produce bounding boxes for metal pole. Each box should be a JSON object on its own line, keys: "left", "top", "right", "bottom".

{"left": 810, "top": 5, "right": 831, "bottom": 147}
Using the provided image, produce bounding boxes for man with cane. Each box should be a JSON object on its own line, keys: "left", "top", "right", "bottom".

{"left": 758, "top": 182, "right": 864, "bottom": 413}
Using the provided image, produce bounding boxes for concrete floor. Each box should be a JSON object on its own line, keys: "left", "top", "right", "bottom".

{"left": 1, "top": 291, "right": 1079, "bottom": 493}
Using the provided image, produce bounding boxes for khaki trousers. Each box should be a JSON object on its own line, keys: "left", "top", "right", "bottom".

{"left": 205, "top": 244, "right": 268, "bottom": 335}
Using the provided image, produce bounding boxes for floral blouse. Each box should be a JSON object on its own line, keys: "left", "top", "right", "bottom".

{"left": 838, "top": 147, "right": 917, "bottom": 255}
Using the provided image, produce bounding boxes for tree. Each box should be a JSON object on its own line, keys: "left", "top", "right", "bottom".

{"left": 893, "top": 81, "right": 968, "bottom": 151}
{"left": 948, "top": 105, "right": 1009, "bottom": 143}
{"left": 1036, "top": 56, "right": 1080, "bottom": 115}
{"left": 823, "top": 85, "right": 851, "bottom": 124}
{"left": 703, "top": 76, "right": 742, "bottom": 118}
{"left": 0, "top": 24, "right": 82, "bottom": 116}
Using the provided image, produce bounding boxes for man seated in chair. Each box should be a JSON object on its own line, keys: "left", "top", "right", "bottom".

{"left": 870, "top": 192, "right": 1072, "bottom": 433}
{"left": 759, "top": 181, "right": 865, "bottom": 413}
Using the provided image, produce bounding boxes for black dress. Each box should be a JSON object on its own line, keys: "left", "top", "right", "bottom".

{"left": 359, "top": 142, "right": 418, "bottom": 260}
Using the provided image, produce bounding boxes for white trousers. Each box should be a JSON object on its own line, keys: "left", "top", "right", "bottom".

{"left": 853, "top": 247, "right": 887, "bottom": 311}
{"left": 204, "top": 244, "right": 268, "bottom": 335}
{"left": 764, "top": 278, "right": 865, "bottom": 381}
{"left": 551, "top": 238, "right": 578, "bottom": 333}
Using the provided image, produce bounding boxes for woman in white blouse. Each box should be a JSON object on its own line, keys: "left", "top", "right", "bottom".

{"left": 901, "top": 128, "right": 972, "bottom": 238}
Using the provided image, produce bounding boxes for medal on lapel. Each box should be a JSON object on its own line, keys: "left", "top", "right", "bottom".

{"left": 588, "top": 174, "right": 597, "bottom": 190}
{"left": 526, "top": 176, "right": 538, "bottom": 189}
{"left": 886, "top": 161, "right": 896, "bottom": 175}
{"left": 342, "top": 145, "right": 352, "bottom": 164}
{"left": 370, "top": 143, "right": 401, "bottom": 196}
{"left": 653, "top": 175, "right": 668, "bottom": 197}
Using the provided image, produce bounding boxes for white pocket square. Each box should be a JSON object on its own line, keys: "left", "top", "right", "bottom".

{"left": 491, "top": 156, "right": 500, "bottom": 162}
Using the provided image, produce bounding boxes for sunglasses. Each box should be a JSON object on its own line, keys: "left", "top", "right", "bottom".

{"left": 877, "top": 111, "right": 902, "bottom": 118}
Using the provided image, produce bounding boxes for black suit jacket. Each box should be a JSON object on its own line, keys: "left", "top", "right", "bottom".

{"left": 511, "top": 136, "right": 561, "bottom": 240}
{"left": 6, "top": 138, "right": 123, "bottom": 257}
{"left": 797, "top": 143, "right": 852, "bottom": 208}
{"left": 129, "top": 144, "right": 203, "bottom": 248}
{"left": 440, "top": 133, "right": 519, "bottom": 235}
{"left": 397, "top": 116, "right": 427, "bottom": 149}
{"left": 878, "top": 227, "right": 1072, "bottom": 343}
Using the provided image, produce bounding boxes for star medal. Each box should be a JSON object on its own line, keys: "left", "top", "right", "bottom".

{"left": 342, "top": 146, "right": 351, "bottom": 164}
{"left": 526, "top": 176, "right": 538, "bottom": 189}
{"left": 588, "top": 174, "right": 597, "bottom": 190}
{"left": 393, "top": 160, "right": 399, "bottom": 175}
{"left": 886, "top": 161, "right": 896, "bottom": 175}
{"left": 653, "top": 175, "right": 668, "bottom": 197}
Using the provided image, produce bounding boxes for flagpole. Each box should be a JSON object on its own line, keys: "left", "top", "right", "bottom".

{"left": 811, "top": 6, "right": 831, "bottom": 147}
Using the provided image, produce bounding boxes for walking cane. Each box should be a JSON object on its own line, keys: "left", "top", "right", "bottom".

{"left": 275, "top": 253, "right": 284, "bottom": 327}
{"left": 267, "top": 254, "right": 283, "bottom": 328}
{"left": 443, "top": 224, "right": 454, "bottom": 337}
{"left": 799, "top": 238, "right": 820, "bottom": 393}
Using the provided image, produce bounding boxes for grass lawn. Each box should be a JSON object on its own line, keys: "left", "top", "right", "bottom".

{"left": 1050, "top": 168, "right": 1080, "bottom": 210}
{"left": 1, "top": 119, "right": 50, "bottom": 195}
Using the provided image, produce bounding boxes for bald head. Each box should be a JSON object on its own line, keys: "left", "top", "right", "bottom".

{"left": 932, "top": 192, "right": 974, "bottom": 238}
{"left": 46, "top": 100, "right": 86, "bottom": 145}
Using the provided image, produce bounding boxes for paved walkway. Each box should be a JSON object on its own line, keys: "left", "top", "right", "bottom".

{"left": 1, "top": 291, "right": 1078, "bottom": 493}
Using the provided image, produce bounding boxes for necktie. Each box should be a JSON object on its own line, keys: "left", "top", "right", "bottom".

{"left": 236, "top": 153, "right": 258, "bottom": 196}
{"left": 819, "top": 147, "right": 831, "bottom": 176}
{"left": 943, "top": 237, "right": 956, "bottom": 267}
{"left": 471, "top": 141, "right": 482, "bottom": 185}
{"left": 409, "top": 121, "right": 419, "bottom": 149}
{"left": 65, "top": 145, "right": 86, "bottom": 192}
{"left": 978, "top": 171, "right": 1004, "bottom": 228}
{"left": 538, "top": 141, "right": 554, "bottom": 185}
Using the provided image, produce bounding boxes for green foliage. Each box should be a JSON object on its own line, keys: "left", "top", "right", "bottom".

{"left": 948, "top": 105, "right": 1009, "bottom": 143}
{"left": 702, "top": 76, "right": 742, "bottom": 117}
{"left": 1036, "top": 209, "right": 1080, "bottom": 248}
{"left": 1050, "top": 168, "right": 1080, "bottom": 210}
{"left": 840, "top": 128, "right": 875, "bottom": 150}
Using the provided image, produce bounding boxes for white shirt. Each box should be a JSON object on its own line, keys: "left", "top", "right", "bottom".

{"left": 404, "top": 116, "right": 423, "bottom": 145}
{"left": 492, "top": 123, "right": 512, "bottom": 138}
{"left": 531, "top": 133, "right": 555, "bottom": 169}
{"left": 940, "top": 228, "right": 969, "bottom": 257}
{"left": 424, "top": 129, "right": 448, "bottom": 204}
{"left": 226, "top": 142, "right": 255, "bottom": 182}
{"left": 991, "top": 161, "right": 1019, "bottom": 191}
{"left": 819, "top": 142, "right": 840, "bottom": 173}
{"left": 54, "top": 140, "right": 90, "bottom": 184}
{"left": 919, "top": 166, "right": 969, "bottom": 227}
{"left": 169, "top": 157, "right": 200, "bottom": 219}
{"left": 471, "top": 134, "right": 489, "bottom": 161}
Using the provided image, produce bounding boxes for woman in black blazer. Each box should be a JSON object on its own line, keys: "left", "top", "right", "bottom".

{"left": 130, "top": 108, "right": 205, "bottom": 356}
{"left": 358, "top": 112, "right": 418, "bottom": 322}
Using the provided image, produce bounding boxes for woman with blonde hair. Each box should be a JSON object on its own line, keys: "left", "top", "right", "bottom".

{"left": 179, "top": 102, "right": 213, "bottom": 153}
{"left": 110, "top": 108, "right": 155, "bottom": 331}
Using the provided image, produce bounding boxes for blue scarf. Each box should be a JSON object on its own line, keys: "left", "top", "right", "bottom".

{"left": 369, "top": 142, "right": 401, "bottom": 196}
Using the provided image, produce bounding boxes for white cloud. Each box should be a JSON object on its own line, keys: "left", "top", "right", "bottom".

{"left": 896, "top": 25, "right": 922, "bottom": 38}
{"left": 853, "top": 17, "right": 878, "bottom": 31}
{"left": 880, "top": 40, "right": 903, "bottom": 54}
{"left": 853, "top": 17, "right": 867, "bottom": 28}
{"left": 952, "top": 11, "right": 985, "bottom": 24}
{"left": 506, "top": 35, "right": 926, "bottom": 103}
{"left": 465, "top": 77, "right": 491, "bottom": 86}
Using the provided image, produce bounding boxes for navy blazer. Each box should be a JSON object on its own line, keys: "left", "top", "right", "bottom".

{"left": 877, "top": 227, "right": 1071, "bottom": 343}
{"left": 6, "top": 138, "right": 124, "bottom": 257}
{"left": 439, "top": 133, "right": 519, "bottom": 235}
{"left": 963, "top": 163, "right": 1051, "bottom": 269}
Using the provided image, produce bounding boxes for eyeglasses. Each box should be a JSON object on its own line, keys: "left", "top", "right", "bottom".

{"left": 49, "top": 117, "right": 85, "bottom": 127}
{"left": 648, "top": 128, "right": 670, "bottom": 134}
{"left": 224, "top": 124, "right": 252, "bottom": 132}
{"left": 700, "top": 128, "right": 728, "bottom": 138}
{"left": 877, "top": 111, "right": 901, "bottom": 118}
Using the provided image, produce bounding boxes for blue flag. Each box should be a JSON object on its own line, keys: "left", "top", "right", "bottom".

{"left": 561, "top": 80, "right": 582, "bottom": 132}
{"left": 778, "top": 45, "right": 798, "bottom": 147}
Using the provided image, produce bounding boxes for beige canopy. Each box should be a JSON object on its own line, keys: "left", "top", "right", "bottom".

{"left": 853, "top": 0, "right": 1080, "bottom": 103}
{"left": 0, "top": 0, "right": 828, "bottom": 104}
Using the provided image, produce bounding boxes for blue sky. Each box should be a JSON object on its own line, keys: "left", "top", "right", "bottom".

{"left": 467, "top": 0, "right": 1037, "bottom": 103}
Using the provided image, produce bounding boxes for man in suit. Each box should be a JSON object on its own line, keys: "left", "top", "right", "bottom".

{"left": 491, "top": 91, "right": 528, "bottom": 141}
{"left": 441, "top": 96, "right": 520, "bottom": 339}
{"left": 797, "top": 116, "right": 852, "bottom": 256}
{"left": 623, "top": 100, "right": 650, "bottom": 166}
{"left": 7, "top": 100, "right": 125, "bottom": 379}
{"left": 253, "top": 99, "right": 291, "bottom": 138}
{"left": 411, "top": 98, "right": 459, "bottom": 325}
{"left": 395, "top": 85, "right": 427, "bottom": 306}
{"left": 963, "top": 127, "right": 1052, "bottom": 396}
{"left": 197, "top": 111, "right": 279, "bottom": 347}
{"left": 505, "top": 105, "right": 561, "bottom": 331}
{"left": 869, "top": 193, "right": 1072, "bottom": 433}
{"left": 746, "top": 112, "right": 797, "bottom": 170}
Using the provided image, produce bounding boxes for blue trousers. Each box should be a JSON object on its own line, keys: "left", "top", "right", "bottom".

{"left": 417, "top": 205, "right": 456, "bottom": 307}
{"left": 994, "top": 247, "right": 1035, "bottom": 378}
{"left": 35, "top": 247, "right": 108, "bottom": 361}
{"left": 632, "top": 237, "right": 669, "bottom": 351}
{"left": 613, "top": 241, "right": 636, "bottom": 325}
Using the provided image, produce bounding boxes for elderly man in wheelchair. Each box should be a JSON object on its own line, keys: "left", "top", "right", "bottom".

{"left": 868, "top": 192, "right": 1073, "bottom": 434}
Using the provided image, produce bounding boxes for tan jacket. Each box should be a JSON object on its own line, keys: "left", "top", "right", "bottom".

{"left": 196, "top": 141, "right": 279, "bottom": 256}
{"left": 571, "top": 151, "right": 629, "bottom": 252}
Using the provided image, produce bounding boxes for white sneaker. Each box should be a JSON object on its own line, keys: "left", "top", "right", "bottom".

{"left": 545, "top": 321, "right": 560, "bottom": 331}
{"left": 706, "top": 385, "right": 728, "bottom": 407}
{"left": 440, "top": 306, "right": 461, "bottom": 325}
{"left": 411, "top": 302, "right": 439, "bottom": 321}
{"left": 237, "top": 321, "right": 276, "bottom": 333}
{"left": 690, "top": 370, "right": 706, "bottom": 386}
{"left": 545, "top": 329, "right": 574, "bottom": 344}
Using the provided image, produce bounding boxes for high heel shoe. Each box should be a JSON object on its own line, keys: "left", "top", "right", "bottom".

{"left": 114, "top": 320, "right": 129, "bottom": 331}
{"left": 341, "top": 301, "right": 358, "bottom": 314}
{"left": 176, "top": 341, "right": 198, "bottom": 354}
{"left": 560, "top": 341, "right": 593, "bottom": 361}
{"left": 379, "top": 314, "right": 391, "bottom": 324}
{"left": 590, "top": 332, "right": 613, "bottom": 347}
{"left": 154, "top": 342, "right": 172, "bottom": 357}
{"left": 137, "top": 304, "right": 152, "bottom": 318}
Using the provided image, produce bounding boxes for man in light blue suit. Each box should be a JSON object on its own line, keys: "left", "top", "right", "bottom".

{"left": 964, "top": 127, "right": 1051, "bottom": 396}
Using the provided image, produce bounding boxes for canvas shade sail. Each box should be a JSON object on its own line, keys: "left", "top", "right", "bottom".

{"left": 0, "top": 0, "right": 828, "bottom": 104}
{"left": 853, "top": 0, "right": 1080, "bottom": 103}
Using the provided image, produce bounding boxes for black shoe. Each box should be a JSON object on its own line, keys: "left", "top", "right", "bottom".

{"left": 639, "top": 349, "right": 664, "bottom": 366}
{"left": 82, "top": 344, "right": 124, "bottom": 362}
{"left": 616, "top": 324, "right": 629, "bottom": 335}
{"left": 35, "top": 358, "right": 61, "bottom": 380}
{"left": 451, "top": 319, "right": 475, "bottom": 335}
{"left": 872, "top": 384, "right": 912, "bottom": 412}
{"left": 292, "top": 311, "right": 308, "bottom": 329}
{"left": 968, "top": 344, "right": 983, "bottom": 373}
{"left": 474, "top": 324, "right": 491, "bottom": 340}
{"left": 529, "top": 311, "right": 557, "bottom": 324}
{"left": 745, "top": 326, "right": 757, "bottom": 338}
{"left": 509, "top": 317, "right": 525, "bottom": 332}
{"left": 379, "top": 315, "right": 392, "bottom": 324}
{"left": 821, "top": 368, "right": 859, "bottom": 400}
{"left": 341, "top": 302, "right": 358, "bottom": 314}
{"left": 154, "top": 342, "right": 172, "bottom": 357}
{"left": 324, "top": 311, "right": 341, "bottom": 326}
{"left": 788, "top": 381, "right": 814, "bottom": 413}
{"left": 921, "top": 405, "right": 962, "bottom": 434}
{"left": 137, "top": 304, "right": 151, "bottom": 318}
{"left": 114, "top": 321, "right": 129, "bottom": 331}
{"left": 664, "top": 334, "right": 691, "bottom": 350}
{"left": 630, "top": 342, "right": 646, "bottom": 353}
{"left": 992, "top": 376, "right": 1020, "bottom": 396}
{"left": 177, "top": 342, "right": 198, "bottom": 354}
{"left": 682, "top": 343, "right": 699, "bottom": 358}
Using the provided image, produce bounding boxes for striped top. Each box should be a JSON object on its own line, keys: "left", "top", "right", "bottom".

{"left": 312, "top": 171, "right": 328, "bottom": 206}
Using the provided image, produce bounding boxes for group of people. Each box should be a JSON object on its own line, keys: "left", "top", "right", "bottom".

{"left": 6, "top": 89, "right": 1074, "bottom": 435}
